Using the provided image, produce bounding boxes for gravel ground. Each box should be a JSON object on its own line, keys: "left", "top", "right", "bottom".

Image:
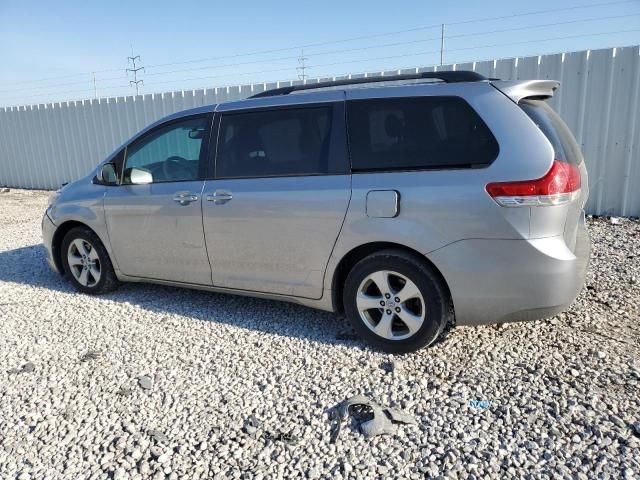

{"left": 0, "top": 188, "right": 638, "bottom": 480}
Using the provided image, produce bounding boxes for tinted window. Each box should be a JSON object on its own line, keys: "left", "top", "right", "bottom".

{"left": 347, "top": 96, "right": 498, "bottom": 171}
{"left": 216, "top": 106, "right": 333, "bottom": 178}
{"left": 520, "top": 99, "right": 582, "bottom": 165}
{"left": 123, "top": 116, "right": 208, "bottom": 184}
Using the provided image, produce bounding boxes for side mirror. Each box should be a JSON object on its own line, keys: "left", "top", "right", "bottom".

{"left": 129, "top": 168, "right": 153, "bottom": 185}
{"left": 98, "top": 163, "right": 118, "bottom": 185}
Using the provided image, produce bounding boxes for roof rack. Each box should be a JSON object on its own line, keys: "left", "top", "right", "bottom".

{"left": 249, "top": 71, "right": 488, "bottom": 99}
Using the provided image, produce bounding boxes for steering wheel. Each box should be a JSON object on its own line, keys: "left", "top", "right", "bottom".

{"left": 162, "top": 156, "right": 191, "bottom": 180}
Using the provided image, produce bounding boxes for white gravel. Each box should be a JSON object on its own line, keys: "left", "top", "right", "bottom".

{"left": 0, "top": 188, "right": 639, "bottom": 479}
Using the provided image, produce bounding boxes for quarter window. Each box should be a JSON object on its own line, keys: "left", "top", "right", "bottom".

{"left": 347, "top": 96, "right": 499, "bottom": 171}
{"left": 216, "top": 106, "right": 334, "bottom": 178}
{"left": 519, "top": 99, "right": 582, "bottom": 165}
{"left": 122, "top": 116, "right": 208, "bottom": 184}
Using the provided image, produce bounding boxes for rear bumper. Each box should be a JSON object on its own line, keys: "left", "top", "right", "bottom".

{"left": 41, "top": 211, "right": 61, "bottom": 274}
{"left": 428, "top": 220, "right": 590, "bottom": 326}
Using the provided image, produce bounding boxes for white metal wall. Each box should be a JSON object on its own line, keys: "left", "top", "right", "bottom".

{"left": 0, "top": 46, "right": 638, "bottom": 216}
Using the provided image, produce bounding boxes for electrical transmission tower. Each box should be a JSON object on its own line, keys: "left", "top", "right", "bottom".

{"left": 297, "top": 49, "right": 308, "bottom": 81}
{"left": 440, "top": 24, "right": 445, "bottom": 66}
{"left": 92, "top": 72, "right": 97, "bottom": 99}
{"left": 126, "top": 52, "right": 145, "bottom": 95}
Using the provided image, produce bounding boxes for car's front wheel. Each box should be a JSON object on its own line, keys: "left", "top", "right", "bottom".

{"left": 343, "top": 250, "right": 452, "bottom": 353}
{"left": 61, "top": 227, "right": 119, "bottom": 294}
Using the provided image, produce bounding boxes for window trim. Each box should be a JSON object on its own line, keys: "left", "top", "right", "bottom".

{"left": 211, "top": 102, "right": 349, "bottom": 180}
{"left": 120, "top": 113, "right": 213, "bottom": 185}
{"left": 92, "top": 149, "right": 125, "bottom": 186}
{"left": 345, "top": 95, "right": 499, "bottom": 173}
{"left": 350, "top": 163, "right": 490, "bottom": 174}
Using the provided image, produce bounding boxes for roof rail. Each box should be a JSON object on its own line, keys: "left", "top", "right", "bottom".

{"left": 249, "top": 71, "right": 488, "bottom": 99}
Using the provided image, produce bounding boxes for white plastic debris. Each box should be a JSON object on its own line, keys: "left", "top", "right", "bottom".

{"left": 329, "top": 394, "right": 416, "bottom": 441}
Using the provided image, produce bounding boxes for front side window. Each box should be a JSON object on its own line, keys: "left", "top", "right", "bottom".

{"left": 216, "top": 106, "right": 333, "bottom": 178}
{"left": 347, "top": 96, "right": 499, "bottom": 171}
{"left": 122, "top": 116, "right": 208, "bottom": 184}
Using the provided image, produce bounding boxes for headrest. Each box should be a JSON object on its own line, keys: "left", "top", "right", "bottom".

{"left": 385, "top": 114, "right": 403, "bottom": 138}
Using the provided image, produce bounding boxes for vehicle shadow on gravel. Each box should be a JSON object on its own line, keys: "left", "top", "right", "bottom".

{"left": 0, "top": 244, "right": 354, "bottom": 347}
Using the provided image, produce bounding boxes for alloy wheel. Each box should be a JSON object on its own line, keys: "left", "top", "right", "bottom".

{"left": 67, "top": 238, "right": 101, "bottom": 287}
{"left": 356, "top": 270, "right": 426, "bottom": 340}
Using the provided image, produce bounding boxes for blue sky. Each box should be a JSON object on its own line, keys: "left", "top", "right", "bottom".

{"left": 0, "top": 0, "right": 638, "bottom": 106}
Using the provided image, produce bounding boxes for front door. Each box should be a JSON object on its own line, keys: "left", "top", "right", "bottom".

{"left": 202, "top": 102, "right": 351, "bottom": 298}
{"left": 104, "top": 114, "right": 213, "bottom": 285}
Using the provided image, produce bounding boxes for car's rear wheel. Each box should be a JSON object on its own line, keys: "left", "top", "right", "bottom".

{"left": 61, "top": 227, "right": 119, "bottom": 294}
{"left": 343, "top": 250, "right": 452, "bottom": 353}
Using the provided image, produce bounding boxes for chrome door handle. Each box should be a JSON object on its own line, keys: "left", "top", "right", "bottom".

{"left": 173, "top": 192, "right": 199, "bottom": 205}
{"left": 206, "top": 190, "right": 233, "bottom": 205}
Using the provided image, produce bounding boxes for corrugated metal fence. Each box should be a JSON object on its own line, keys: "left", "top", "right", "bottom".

{"left": 0, "top": 46, "right": 638, "bottom": 216}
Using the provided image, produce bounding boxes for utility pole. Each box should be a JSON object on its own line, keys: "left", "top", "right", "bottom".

{"left": 92, "top": 72, "right": 98, "bottom": 99}
{"left": 440, "top": 24, "right": 445, "bottom": 66}
{"left": 126, "top": 49, "right": 145, "bottom": 95}
{"left": 297, "top": 48, "right": 308, "bottom": 81}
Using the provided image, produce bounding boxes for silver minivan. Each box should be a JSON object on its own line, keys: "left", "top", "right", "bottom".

{"left": 42, "top": 72, "right": 590, "bottom": 353}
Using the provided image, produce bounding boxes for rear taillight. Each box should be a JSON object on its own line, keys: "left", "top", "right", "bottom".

{"left": 486, "top": 159, "right": 581, "bottom": 207}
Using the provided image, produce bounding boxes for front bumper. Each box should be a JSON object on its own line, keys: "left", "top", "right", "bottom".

{"left": 428, "top": 220, "right": 591, "bottom": 326}
{"left": 41, "top": 211, "right": 60, "bottom": 274}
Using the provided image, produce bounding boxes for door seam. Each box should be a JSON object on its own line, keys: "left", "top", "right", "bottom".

{"left": 318, "top": 174, "right": 353, "bottom": 300}
{"left": 197, "top": 181, "right": 215, "bottom": 286}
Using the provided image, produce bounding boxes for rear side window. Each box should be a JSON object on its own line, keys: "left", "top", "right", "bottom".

{"left": 216, "top": 106, "right": 336, "bottom": 178}
{"left": 519, "top": 100, "right": 582, "bottom": 165}
{"left": 347, "top": 96, "right": 498, "bottom": 171}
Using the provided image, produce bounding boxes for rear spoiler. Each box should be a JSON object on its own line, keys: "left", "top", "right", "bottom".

{"left": 490, "top": 80, "right": 560, "bottom": 103}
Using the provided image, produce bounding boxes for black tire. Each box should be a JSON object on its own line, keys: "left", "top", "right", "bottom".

{"left": 61, "top": 227, "right": 119, "bottom": 295}
{"left": 343, "top": 249, "right": 453, "bottom": 354}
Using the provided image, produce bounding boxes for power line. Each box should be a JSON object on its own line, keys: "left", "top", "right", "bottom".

{"left": 136, "top": 40, "right": 639, "bottom": 98}
{"left": 304, "top": 27, "right": 640, "bottom": 71}
{"left": 3, "top": 26, "right": 637, "bottom": 104}
{"left": 131, "top": 13, "right": 640, "bottom": 78}
{"left": 447, "top": 0, "right": 635, "bottom": 26}
{"left": 137, "top": 28, "right": 640, "bottom": 89}
{"left": 143, "top": 53, "right": 301, "bottom": 77}
{"left": 0, "top": 0, "right": 634, "bottom": 88}
{"left": 0, "top": 66, "right": 124, "bottom": 88}
{"left": 0, "top": 74, "right": 130, "bottom": 93}
{"left": 1, "top": 87, "right": 122, "bottom": 102}
{"left": 1, "top": 38, "right": 636, "bottom": 107}
{"left": 141, "top": 0, "right": 636, "bottom": 71}
{"left": 448, "top": 12, "right": 639, "bottom": 40}
{"left": 142, "top": 66, "right": 297, "bottom": 88}
{"left": 308, "top": 40, "right": 640, "bottom": 85}
{"left": 440, "top": 27, "right": 640, "bottom": 57}
{"left": 1, "top": 12, "right": 638, "bottom": 105}
{"left": 4, "top": 33, "right": 637, "bottom": 107}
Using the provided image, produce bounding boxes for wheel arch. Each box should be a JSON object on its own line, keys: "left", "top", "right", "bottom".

{"left": 330, "top": 241, "right": 453, "bottom": 317}
{"left": 51, "top": 220, "right": 104, "bottom": 275}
